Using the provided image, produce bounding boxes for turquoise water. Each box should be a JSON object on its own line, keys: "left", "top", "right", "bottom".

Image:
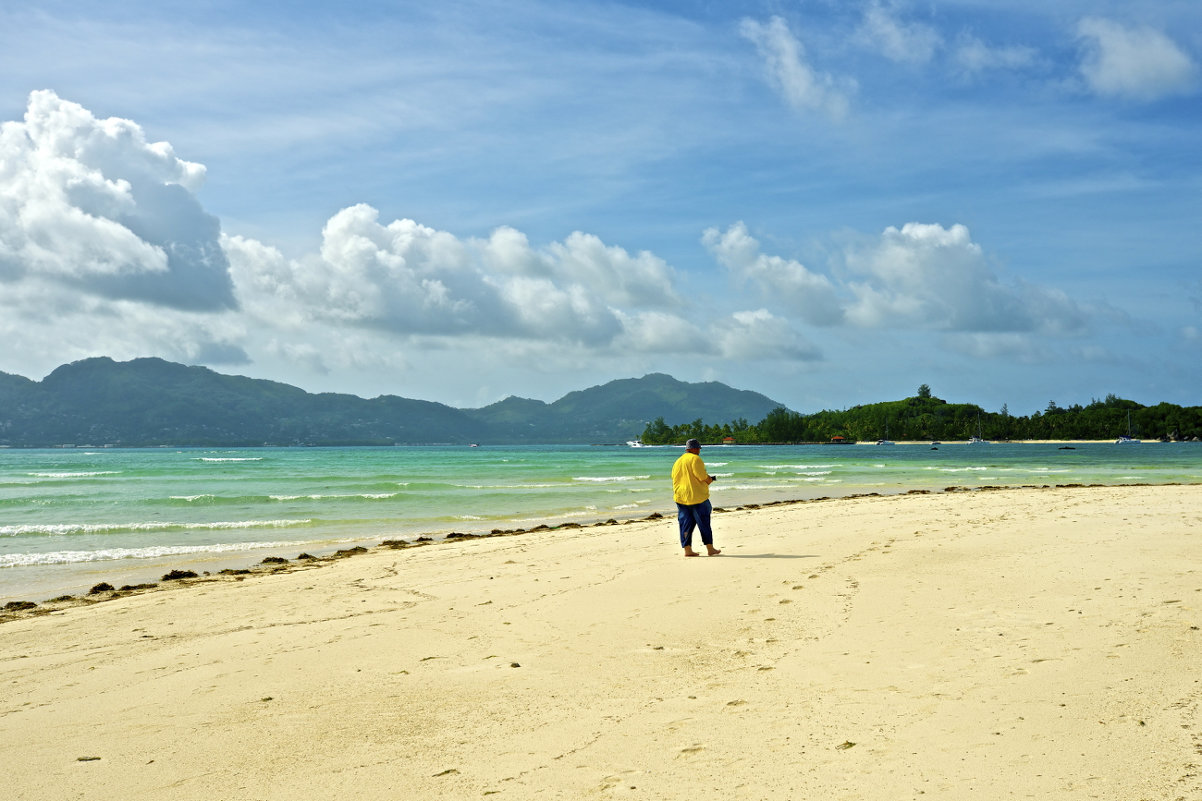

{"left": 2, "top": 442, "right": 1200, "bottom": 601}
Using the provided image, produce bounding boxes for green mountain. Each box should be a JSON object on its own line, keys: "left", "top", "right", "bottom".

{"left": 0, "top": 358, "right": 783, "bottom": 447}
{"left": 466, "top": 373, "right": 782, "bottom": 443}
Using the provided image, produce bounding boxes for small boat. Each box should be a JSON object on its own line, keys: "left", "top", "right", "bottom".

{"left": 967, "top": 414, "right": 989, "bottom": 444}
{"left": 876, "top": 420, "right": 895, "bottom": 445}
{"left": 1116, "top": 411, "right": 1141, "bottom": 444}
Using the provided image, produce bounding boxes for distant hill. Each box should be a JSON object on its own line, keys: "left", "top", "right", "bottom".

{"left": 465, "top": 373, "right": 782, "bottom": 443}
{"left": 0, "top": 358, "right": 784, "bottom": 447}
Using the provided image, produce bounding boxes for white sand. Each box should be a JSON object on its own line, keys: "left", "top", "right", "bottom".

{"left": 2, "top": 484, "right": 1200, "bottom": 800}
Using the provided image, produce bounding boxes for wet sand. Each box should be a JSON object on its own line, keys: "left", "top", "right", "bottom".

{"left": 2, "top": 484, "right": 1200, "bottom": 800}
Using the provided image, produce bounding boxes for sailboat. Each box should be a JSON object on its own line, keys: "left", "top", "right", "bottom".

{"left": 876, "top": 419, "right": 895, "bottom": 445}
{"left": 1115, "top": 411, "right": 1141, "bottom": 444}
{"left": 967, "top": 413, "right": 989, "bottom": 444}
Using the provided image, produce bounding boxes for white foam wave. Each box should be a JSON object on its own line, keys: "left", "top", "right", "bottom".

{"left": 269, "top": 493, "right": 398, "bottom": 501}
{"left": 457, "top": 483, "right": 563, "bottom": 490}
{"left": 28, "top": 471, "right": 121, "bottom": 478}
{"left": 0, "top": 540, "right": 309, "bottom": 568}
{"left": 197, "top": 457, "right": 264, "bottom": 462}
{"left": 1, "top": 519, "right": 312, "bottom": 537}
{"left": 171, "top": 494, "right": 216, "bottom": 502}
{"left": 573, "top": 475, "right": 652, "bottom": 483}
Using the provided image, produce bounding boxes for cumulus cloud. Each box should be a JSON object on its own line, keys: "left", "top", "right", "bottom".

{"left": 855, "top": 2, "right": 941, "bottom": 65}
{"left": 739, "top": 16, "right": 855, "bottom": 120}
{"left": 703, "top": 220, "right": 1090, "bottom": 338}
{"left": 612, "top": 307, "right": 821, "bottom": 362}
{"left": 0, "top": 90, "right": 235, "bottom": 310}
{"left": 226, "top": 204, "right": 689, "bottom": 348}
{"left": 702, "top": 222, "right": 843, "bottom": 325}
{"left": 479, "top": 226, "right": 677, "bottom": 308}
{"left": 841, "top": 222, "right": 1088, "bottom": 334}
{"left": 1077, "top": 18, "right": 1197, "bottom": 101}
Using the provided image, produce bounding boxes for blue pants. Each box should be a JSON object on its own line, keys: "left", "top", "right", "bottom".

{"left": 676, "top": 500, "right": 713, "bottom": 548}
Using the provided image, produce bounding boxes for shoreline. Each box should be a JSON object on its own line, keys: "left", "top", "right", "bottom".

{"left": 4, "top": 478, "right": 1196, "bottom": 616}
{"left": 2, "top": 482, "right": 1199, "bottom": 800}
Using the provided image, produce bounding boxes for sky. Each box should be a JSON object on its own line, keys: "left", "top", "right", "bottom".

{"left": 1, "top": 0, "right": 1199, "bottom": 416}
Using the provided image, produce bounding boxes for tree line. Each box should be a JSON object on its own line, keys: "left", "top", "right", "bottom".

{"left": 639, "top": 386, "right": 1202, "bottom": 445}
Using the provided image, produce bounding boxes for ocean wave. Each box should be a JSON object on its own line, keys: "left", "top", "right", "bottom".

{"left": 455, "top": 483, "right": 564, "bottom": 490}
{"left": 713, "top": 482, "right": 797, "bottom": 491}
{"left": 27, "top": 471, "right": 122, "bottom": 478}
{"left": 162, "top": 492, "right": 400, "bottom": 505}
{"left": 0, "top": 539, "right": 310, "bottom": 568}
{"left": 572, "top": 475, "right": 652, "bottom": 483}
{"left": 761, "top": 464, "right": 837, "bottom": 471}
{"left": 268, "top": 493, "right": 399, "bottom": 501}
{"left": 0, "top": 519, "right": 313, "bottom": 537}
{"left": 197, "top": 457, "right": 264, "bottom": 462}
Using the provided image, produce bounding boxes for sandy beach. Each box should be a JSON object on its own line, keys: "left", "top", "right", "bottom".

{"left": 2, "top": 484, "right": 1200, "bottom": 800}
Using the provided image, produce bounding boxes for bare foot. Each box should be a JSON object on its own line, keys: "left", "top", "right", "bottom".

{"left": 683, "top": 549, "right": 700, "bottom": 557}
{"left": 706, "top": 547, "right": 722, "bottom": 556}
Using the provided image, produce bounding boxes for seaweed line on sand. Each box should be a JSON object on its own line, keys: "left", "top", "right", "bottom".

{"left": 0, "top": 481, "right": 1176, "bottom": 624}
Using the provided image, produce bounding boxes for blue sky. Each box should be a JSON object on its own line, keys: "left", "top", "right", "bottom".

{"left": 1, "top": 0, "right": 1199, "bottom": 415}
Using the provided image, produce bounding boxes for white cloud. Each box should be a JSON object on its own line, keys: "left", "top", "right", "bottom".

{"left": 614, "top": 310, "right": 708, "bottom": 354}
{"left": 478, "top": 226, "right": 678, "bottom": 308}
{"left": 0, "top": 277, "right": 247, "bottom": 379}
{"left": 0, "top": 90, "right": 234, "bottom": 310}
{"left": 702, "top": 220, "right": 1091, "bottom": 338}
{"left": 702, "top": 222, "right": 843, "bottom": 325}
{"left": 953, "top": 33, "right": 1038, "bottom": 75}
{"left": 856, "top": 2, "right": 941, "bottom": 65}
{"left": 226, "top": 203, "right": 694, "bottom": 348}
{"left": 944, "top": 332, "right": 1053, "bottom": 364}
{"left": 739, "top": 16, "right": 855, "bottom": 120}
{"left": 841, "top": 222, "right": 1088, "bottom": 334}
{"left": 1077, "top": 18, "right": 1197, "bottom": 101}
{"left": 713, "top": 309, "right": 822, "bottom": 361}
{"left": 613, "top": 307, "right": 821, "bottom": 362}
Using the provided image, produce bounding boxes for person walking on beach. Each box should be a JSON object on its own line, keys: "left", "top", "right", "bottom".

{"left": 671, "top": 438, "right": 720, "bottom": 557}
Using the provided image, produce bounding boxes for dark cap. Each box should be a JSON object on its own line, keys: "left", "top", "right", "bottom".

{"left": 685, "top": 438, "right": 701, "bottom": 450}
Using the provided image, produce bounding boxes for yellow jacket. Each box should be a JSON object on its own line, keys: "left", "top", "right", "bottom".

{"left": 671, "top": 451, "right": 710, "bottom": 505}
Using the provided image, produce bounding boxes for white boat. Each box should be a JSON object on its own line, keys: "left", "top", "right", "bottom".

{"left": 968, "top": 414, "right": 989, "bottom": 444}
{"left": 876, "top": 420, "right": 895, "bottom": 445}
{"left": 626, "top": 439, "right": 645, "bottom": 448}
{"left": 1116, "top": 411, "right": 1141, "bottom": 444}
